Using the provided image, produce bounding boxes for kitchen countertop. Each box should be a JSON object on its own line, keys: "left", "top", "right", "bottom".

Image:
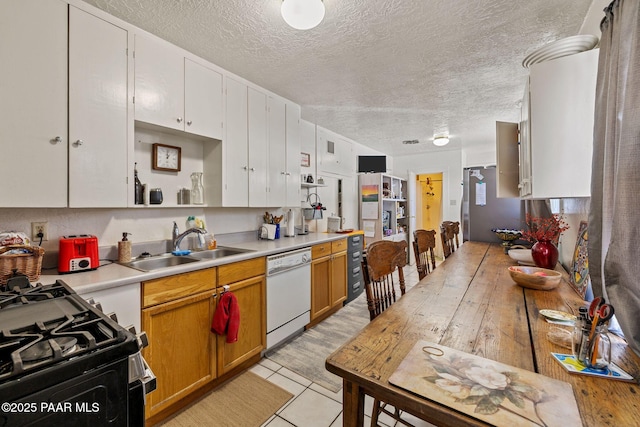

{"left": 38, "top": 232, "right": 359, "bottom": 295}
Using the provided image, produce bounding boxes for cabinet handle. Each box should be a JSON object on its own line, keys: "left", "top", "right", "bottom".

{"left": 285, "top": 172, "right": 291, "bottom": 176}
{"left": 281, "top": 171, "right": 286, "bottom": 175}
{"left": 186, "top": 120, "right": 192, "bottom": 126}
{"left": 177, "top": 117, "right": 183, "bottom": 123}
{"left": 53, "top": 136, "right": 63, "bottom": 144}
{"left": 243, "top": 166, "right": 248, "bottom": 170}
{"left": 250, "top": 167, "right": 255, "bottom": 172}
{"left": 73, "top": 139, "right": 84, "bottom": 146}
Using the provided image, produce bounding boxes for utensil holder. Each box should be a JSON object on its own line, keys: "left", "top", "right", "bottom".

{"left": 0, "top": 245, "right": 44, "bottom": 285}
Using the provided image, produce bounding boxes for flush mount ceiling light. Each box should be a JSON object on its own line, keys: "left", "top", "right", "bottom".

{"left": 433, "top": 135, "right": 450, "bottom": 147}
{"left": 281, "top": 0, "right": 325, "bottom": 30}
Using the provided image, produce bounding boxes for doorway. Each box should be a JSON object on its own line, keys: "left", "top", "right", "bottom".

{"left": 416, "top": 173, "right": 445, "bottom": 258}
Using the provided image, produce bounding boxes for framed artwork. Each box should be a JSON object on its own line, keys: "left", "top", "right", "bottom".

{"left": 301, "top": 152, "right": 311, "bottom": 167}
{"left": 570, "top": 221, "right": 589, "bottom": 298}
{"left": 390, "top": 341, "right": 581, "bottom": 427}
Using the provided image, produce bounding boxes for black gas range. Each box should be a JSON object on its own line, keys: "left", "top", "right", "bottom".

{"left": 0, "top": 277, "right": 155, "bottom": 426}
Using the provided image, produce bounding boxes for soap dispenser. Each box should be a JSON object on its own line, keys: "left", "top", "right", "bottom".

{"left": 118, "top": 232, "right": 132, "bottom": 263}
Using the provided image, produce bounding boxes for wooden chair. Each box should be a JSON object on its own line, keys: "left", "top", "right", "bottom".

{"left": 412, "top": 229, "right": 437, "bottom": 280}
{"left": 440, "top": 221, "right": 460, "bottom": 258}
{"left": 363, "top": 239, "right": 414, "bottom": 427}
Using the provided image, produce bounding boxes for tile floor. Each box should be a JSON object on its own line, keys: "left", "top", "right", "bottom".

{"left": 253, "top": 265, "right": 437, "bottom": 427}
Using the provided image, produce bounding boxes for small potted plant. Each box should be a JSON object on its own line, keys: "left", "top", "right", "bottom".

{"left": 520, "top": 214, "right": 569, "bottom": 269}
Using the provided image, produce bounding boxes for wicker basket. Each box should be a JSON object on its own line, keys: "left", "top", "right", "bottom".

{"left": 0, "top": 245, "right": 45, "bottom": 285}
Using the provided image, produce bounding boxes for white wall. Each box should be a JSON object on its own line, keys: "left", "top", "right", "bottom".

{"left": 393, "top": 149, "right": 464, "bottom": 224}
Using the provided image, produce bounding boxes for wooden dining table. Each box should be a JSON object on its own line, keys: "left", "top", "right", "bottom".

{"left": 326, "top": 241, "right": 640, "bottom": 426}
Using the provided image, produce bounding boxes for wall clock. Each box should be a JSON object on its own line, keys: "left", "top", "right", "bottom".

{"left": 152, "top": 143, "right": 181, "bottom": 172}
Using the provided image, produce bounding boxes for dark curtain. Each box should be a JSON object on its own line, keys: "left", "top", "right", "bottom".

{"left": 589, "top": 0, "right": 640, "bottom": 357}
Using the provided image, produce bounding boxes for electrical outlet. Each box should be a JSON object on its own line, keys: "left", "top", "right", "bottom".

{"left": 31, "top": 222, "right": 48, "bottom": 241}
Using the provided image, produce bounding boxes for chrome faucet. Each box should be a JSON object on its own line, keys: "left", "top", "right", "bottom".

{"left": 172, "top": 221, "right": 207, "bottom": 251}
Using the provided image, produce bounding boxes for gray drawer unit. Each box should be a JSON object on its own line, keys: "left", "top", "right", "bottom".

{"left": 346, "top": 233, "right": 364, "bottom": 303}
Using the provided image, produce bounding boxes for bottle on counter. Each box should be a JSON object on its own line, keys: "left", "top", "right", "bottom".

{"left": 134, "top": 163, "right": 143, "bottom": 205}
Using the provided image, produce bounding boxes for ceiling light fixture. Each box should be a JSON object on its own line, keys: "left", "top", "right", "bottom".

{"left": 281, "top": 0, "right": 325, "bottom": 30}
{"left": 433, "top": 135, "right": 450, "bottom": 146}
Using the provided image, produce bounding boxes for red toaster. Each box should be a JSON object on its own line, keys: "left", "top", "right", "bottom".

{"left": 58, "top": 235, "right": 100, "bottom": 273}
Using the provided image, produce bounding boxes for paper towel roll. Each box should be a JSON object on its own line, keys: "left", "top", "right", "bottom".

{"left": 286, "top": 209, "right": 296, "bottom": 237}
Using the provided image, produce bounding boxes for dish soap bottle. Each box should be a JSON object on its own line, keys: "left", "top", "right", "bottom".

{"left": 134, "top": 163, "right": 143, "bottom": 205}
{"left": 118, "top": 232, "right": 132, "bottom": 263}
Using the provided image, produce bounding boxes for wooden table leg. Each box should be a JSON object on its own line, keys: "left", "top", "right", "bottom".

{"left": 342, "top": 379, "right": 365, "bottom": 427}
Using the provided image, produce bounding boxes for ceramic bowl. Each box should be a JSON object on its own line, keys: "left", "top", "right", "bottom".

{"left": 508, "top": 266, "right": 562, "bottom": 291}
{"left": 508, "top": 248, "right": 535, "bottom": 265}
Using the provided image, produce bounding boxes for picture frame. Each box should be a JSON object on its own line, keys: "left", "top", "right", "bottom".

{"left": 301, "top": 152, "right": 311, "bottom": 167}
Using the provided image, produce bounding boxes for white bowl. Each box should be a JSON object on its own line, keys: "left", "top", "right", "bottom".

{"left": 508, "top": 248, "right": 535, "bottom": 265}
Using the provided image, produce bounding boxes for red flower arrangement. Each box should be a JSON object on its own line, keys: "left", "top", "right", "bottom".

{"left": 520, "top": 213, "right": 569, "bottom": 244}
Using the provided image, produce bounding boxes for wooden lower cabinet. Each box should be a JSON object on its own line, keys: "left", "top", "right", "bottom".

{"left": 310, "top": 239, "right": 347, "bottom": 324}
{"left": 216, "top": 257, "right": 266, "bottom": 375}
{"left": 142, "top": 289, "right": 217, "bottom": 418}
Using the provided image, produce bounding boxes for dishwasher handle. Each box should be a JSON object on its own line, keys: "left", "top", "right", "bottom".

{"left": 267, "top": 261, "right": 310, "bottom": 276}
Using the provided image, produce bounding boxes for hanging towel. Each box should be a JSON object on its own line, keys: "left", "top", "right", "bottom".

{"left": 211, "top": 291, "right": 240, "bottom": 343}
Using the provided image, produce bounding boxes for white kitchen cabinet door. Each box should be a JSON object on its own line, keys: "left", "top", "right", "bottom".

{"left": 519, "top": 81, "right": 532, "bottom": 197}
{"left": 285, "top": 102, "right": 301, "bottom": 206}
{"left": 69, "top": 7, "right": 128, "bottom": 207}
{"left": 0, "top": 0, "right": 68, "bottom": 207}
{"left": 495, "top": 121, "right": 520, "bottom": 198}
{"left": 318, "top": 128, "right": 354, "bottom": 176}
{"left": 267, "top": 96, "right": 287, "bottom": 206}
{"left": 185, "top": 59, "right": 223, "bottom": 139}
{"left": 528, "top": 49, "right": 598, "bottom": 199}
{"left": 134, "top": 34, "right": 184, "bottom": 131}
{"left": 248, "top": 87, "right": 269, "bottom": 207}
{"left": 224, "top": 77, "right": 249, "bottom": 206}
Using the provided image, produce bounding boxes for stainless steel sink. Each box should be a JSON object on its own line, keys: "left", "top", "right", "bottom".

{"left": 120, "top": 246, "right": 254, "bottom": 272}
{"left": 188, "top": 246, "right": 254, "bottom": 260}
{"left": 122, "top": 254, "right": 200, "bottom": 272}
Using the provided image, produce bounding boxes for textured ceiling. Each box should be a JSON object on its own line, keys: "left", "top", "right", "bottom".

{"left": 82, "top": 0, "right": 595, "bottom": 157}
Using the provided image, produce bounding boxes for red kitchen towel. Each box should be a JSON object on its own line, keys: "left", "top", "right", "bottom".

{"left": 211, "top": 291, "right": 240, "bottom": 343}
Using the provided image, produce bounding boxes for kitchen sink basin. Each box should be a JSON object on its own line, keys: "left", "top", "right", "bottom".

{"left": 122, "top": 254, "right": 201, "bottom": 272}
{"left": 120, "top": 246, "right": 254, "bottom": 272}
{"left": 188, "top": 246, "right": 254, "bottom": 260}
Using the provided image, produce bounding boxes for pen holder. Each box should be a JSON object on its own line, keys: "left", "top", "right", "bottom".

{"left": 573, "top": 322, "right": 611, "bottom": 370}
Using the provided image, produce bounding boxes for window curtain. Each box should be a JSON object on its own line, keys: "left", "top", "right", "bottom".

{"left": 588, "top": 0, "right": 640, "bottom": 357}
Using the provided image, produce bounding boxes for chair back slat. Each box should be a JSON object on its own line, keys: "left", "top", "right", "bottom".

{"left": 440, "top": 221, "right": 460, "bottom": 258}
{"left": 364, "top": 240, "right": 407, "bottom": 320}
{"left": 412, "top": 229, "right": 436, "bottom": 280}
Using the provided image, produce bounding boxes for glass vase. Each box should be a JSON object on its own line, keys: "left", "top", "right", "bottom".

{"left": 191, "top": 172, "right": 204, "bottom": 205}
{"left": 531, "top": 239, "right": 558, "bottom": 269}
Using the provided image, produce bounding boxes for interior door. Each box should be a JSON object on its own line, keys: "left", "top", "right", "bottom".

{"left": 408, "top": 171, "right": 417, "bottom": 265}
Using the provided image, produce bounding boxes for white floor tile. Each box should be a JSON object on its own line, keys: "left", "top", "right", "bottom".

{"left": 266, "top": 372, "right": 307, "bottom": 400}
{"left": 309, "top": 382, "right": 342, "bottom": 403}
{"left": 279, "top": 388, "right": 342, "bottom": 427}
{"left": 259, "top": 357, "right": 282, "bottom": 372}
{"left": 250, "top": 363, "right": 275, "bottom": 379}
{"left": 263, "top": 415, "right": 296, "bottom": 427}
{"left": 277, "top": 366, "right": 313, "bottom": 387}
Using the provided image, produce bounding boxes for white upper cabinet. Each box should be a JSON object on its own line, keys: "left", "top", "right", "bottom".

{"left": 134, "top": 35, "right": 222, "bottom": 139}
{"left": 267, "top": 97, "right": 287, "bottom": 206}
{"left": 495, "top": 121, "right": 520, "bottom": 198}
{"left": 524, "top": 49, "right": 598, "bottom": 199}
{"left": 285, "top": 102, "right": 301, "bottom": 206}
{"left": 207, "top": 78, "right": 269, "bottom": 207}
{"left": 185, "top": 59, "right": 223, "bottom": 140}
{"left": 318, "top": 127, "right": 354, "bottom": 176}
{"left": 267, "top": 97, "right": 300, "bottom": 207}
{"left": 248, "top": 87, "right": 269, "bottom": 207}
{"left": 68, "top": 6, "right": 128, "bottom": 207}
{"left": 0, "top": 0, "right": 68, "bottom": 207}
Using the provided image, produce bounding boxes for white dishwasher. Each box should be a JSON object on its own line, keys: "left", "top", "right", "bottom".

{"left": 266, "top": 247, "right": 311, "bottom": 350}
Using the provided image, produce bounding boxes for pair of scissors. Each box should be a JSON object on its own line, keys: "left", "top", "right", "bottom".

{"left": 588, "top": 296, "right": 605, "bottom": 320}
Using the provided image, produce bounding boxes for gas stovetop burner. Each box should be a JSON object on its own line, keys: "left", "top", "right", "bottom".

{"left": 0, "top": 280, "right": 131, "bottom": 381}
{"left": 21, "top": 336, "right": 78, "bottom": 362}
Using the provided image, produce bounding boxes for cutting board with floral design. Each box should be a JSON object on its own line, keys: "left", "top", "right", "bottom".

{"left": 389, "top": 340, "right": 581, "bottom": 427}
